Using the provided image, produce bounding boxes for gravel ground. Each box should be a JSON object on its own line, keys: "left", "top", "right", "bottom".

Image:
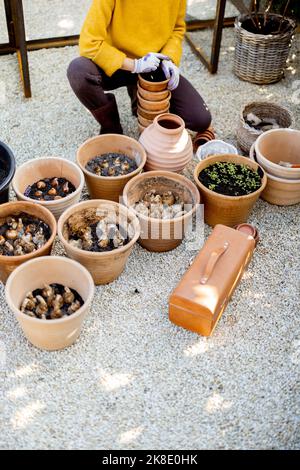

{"left": 0, "top": 1, "right": 300, "bottom": 450}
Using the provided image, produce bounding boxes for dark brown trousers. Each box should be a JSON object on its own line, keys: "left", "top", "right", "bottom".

{"left": 67, "top": 56, "right": 211, "bottom": 132}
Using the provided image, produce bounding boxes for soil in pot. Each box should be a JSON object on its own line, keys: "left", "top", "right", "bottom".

{"left": 86, "top": 153, "right": 138, "bottom": 177}
{"left": 63, "top": 208, "right": 130, "bottom": 252}
{"left": 0, "top": 213, "right": 51, "bottom": 256}
{"left": 242, "top": 15, "right": 291, "bottom": 35}
{"left": 141, "top": 64, "right": 166, "bottom": 83}
{"left": 134, "top": 189, "right": 186, "bottom": 219}
{"left": 199, "top": 162, "right": 263, "bottom": 196}
{"left": 21, "top": 283, "right": 84, "bottom": 320}
{"left": 24, "top": 177, "right": 76, "bottom": 201}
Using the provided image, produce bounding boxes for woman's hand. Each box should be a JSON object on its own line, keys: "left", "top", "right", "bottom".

{"left": 161, "top": 60, "right": 180, "bottom": 91}
{"left": 132, "top": 52, "right": 169, "bottom": 74}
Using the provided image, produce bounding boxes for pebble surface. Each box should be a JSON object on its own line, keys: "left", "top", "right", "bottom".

{"left": 0, "top": 1, "right": 299, "bottom": 450}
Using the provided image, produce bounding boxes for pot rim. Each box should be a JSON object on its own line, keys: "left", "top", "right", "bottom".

{"left": 76, "top": 134, "right": 147, "bottom": 181}
{"left": 0, "top": 201, "right": 57, "bottom": 261}
{"left": 152, "top": 113, "right": 185, "bottom": 135}
{"left": 137, "top": 91, "right": 171, "bottom": 107}
{"left": 12, "top": 156, "right": 85, "bottom": 205}
{"left": 0, "top": 141, "right": 16, "bottom": 191}
{"left": 5, "top": 256, "right": 95, "bottom": 325}
{"left": 123, "top": 170, "right": 201, "bottom": 224}
{"left": 57, "top": 199, "right": 141, "bottom": 257}
{"left": 194, "top": 154, "right": 267, "bottom": 200}
{"left": 235, "top": 13, "right": 296, "bottom": 39}
{"left": 255, "top": 128, "right": 300, "bottom": 175}
{"left": 137, "top": 104, "right": 170, "bottom": 117}
{"left": 138, "top": 73, "right": 169, "bottom": 87}
{"left": 137, "top": 83, "right": 169, "bottom": 97}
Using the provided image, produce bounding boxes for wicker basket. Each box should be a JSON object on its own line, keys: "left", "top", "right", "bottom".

{"left": 234, "top": 13, "right": 296, "bottom": 85}
{"left": 237, "top": 101, "right": 293, "bottom": 154}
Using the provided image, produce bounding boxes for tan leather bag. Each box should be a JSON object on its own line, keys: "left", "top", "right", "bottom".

{"left": 169, "top": 224, "right": 255, "bottom": 336}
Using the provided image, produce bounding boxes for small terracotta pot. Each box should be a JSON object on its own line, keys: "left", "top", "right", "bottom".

{"left": 137, "top": 92, "right": 171, "bottom": 112}
{"left": 194, "top": 154, "right": 267, "bottom": 227}
{"left": 5, "top": 256, "right": 94, "bottom": 351}
{"left": 0, "top": 141, "right": 16, "bottom": 204}
{"left": 139, "top": 113, "right": 193, "bottom": 172}
{"left": 12, "top": 157, "right": 85, "bottom": 220}
{"left": 123, "top": 171, "right": 200, "bottom": 252}
{"left": 57, "top": 200, "right": 140, "bottom": 285}
{"left": 0, "top": 201, "right": 57, "bottom": 283}
{"left": 250, "top": 144, "right": 300, "bottom": 205}
{"left": 76, "top": 134, "right": 147, "bottom": 202}
{"left": 255, "top": 129, "right": 300, "bottom": 180}
{"left": 138, "top": 122, "right": 147, "bottom": 135}
{"left": 138, "top": 74, "right": 169, "bottom": 92}
{"left": 137, "top": 105, "right": 170, "bottom": 121}
{"left": 138, "top": 115, "right": 153, "bottom": 128}
{"left": 137, "top": 83, "right": 170, "bottom": 102}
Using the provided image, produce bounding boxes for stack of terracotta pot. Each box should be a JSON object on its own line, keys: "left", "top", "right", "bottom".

{"left": 137, "top": 74, "right": 171, "bottom": 134}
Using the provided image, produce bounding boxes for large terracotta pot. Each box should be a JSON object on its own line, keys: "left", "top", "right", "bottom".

{"left": 12, "top": 156, "right": 85, "bottom": 220}
{"left": 57, "top": 200, "right": 140, "bottom": 285}
{"left": 255, "top": 129, "right": 300, "bottom": 180}
{"left": 194, "top": 154, "right": 267, "bottom": 227}
{"left": 5, "top": 256, "right": 94, "bottom": 351}
{"left": 77, "top": 134, "right": 147, "bottom": 202}
{"left": 139, "top": 113, "right": 193, "bottom": 172}
{"left": 0, "top": 201, "right": 57, "bottom": 283}
{"left": 123, "top": 171, "right": 200, "bottom": 252}
{"left": 250, "top": 144, "right": 300, "bottom": 206}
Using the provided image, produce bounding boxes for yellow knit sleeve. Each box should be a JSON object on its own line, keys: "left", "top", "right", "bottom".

{"left": 79, "top": 0, "right": 126, "bottom": 77}
{"left": 161, "top": 0, "right": 186, "bottom": 66}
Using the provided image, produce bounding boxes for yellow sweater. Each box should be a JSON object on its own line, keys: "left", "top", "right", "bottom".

{"left": 79, "top": 0, "right": 186, "bottom": 77}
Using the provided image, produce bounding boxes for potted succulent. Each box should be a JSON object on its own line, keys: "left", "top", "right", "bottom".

{"left": 57, "top": 200, "right": 140, "bottom": 285}
{"left": 0, "top": 201, "right": 56, "bottom": 283}
{"left": 77, "top": 134, "right": 147, "bottom": 202}
{"left": 5, "top": 256, "right": 94, "bottom": 350}
{"left": 0, "top": 141, "right": 16, "bottom": 204}
{"left": 12, "top": 157, "right": 85, "bottom": 220}
{"left": 233, "top": 1, "right": 296, "bottom": 84}
{"left": 194, "top": 154, "right": 267, "bottom": 227}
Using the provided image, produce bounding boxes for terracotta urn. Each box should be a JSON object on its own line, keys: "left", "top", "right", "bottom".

{"left": 194, "top": 154, "right": 267, "bottom": 227}
{"left": 123, "top": 170, "right": 200, "bottom": 252}
{"left": 139, "top": 113, "right": 193, "bottom": 172}
{"left": 5, "top": 256, "right": 94, "bottom": 351}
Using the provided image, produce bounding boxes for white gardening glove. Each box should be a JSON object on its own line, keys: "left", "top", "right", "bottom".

{"left": 161, "top": 59, "right": 180, "bottom": 91}
{"left": 132, "top": 52, "right": 169, "bottom": 74}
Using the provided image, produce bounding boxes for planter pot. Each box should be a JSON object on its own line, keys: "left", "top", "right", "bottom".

{"left": 57, "top": 200, "right": 140, "bottom": 285}
{"left": 5, "top": 256, "right": 94, "bottom": 351}
{"left": 194, "top": 154, "right": 267, "bottom": 227}
{"left": 237, "top": 101, "right": 293, "bottom": 154}
{"left": 123, "top": 170, "right": 200, "bottom": 252}
{"left": 255, "top": 129, "right": 300, "bottom": 180}
{"left": 138, "top": 74, "right": 169, "bottom": 92}
{"left": 138, "top": 122, "right": 147, "bottom": 135}
{"left": 137, "top": 104, "right": 170, "bottom": 121}
{"left": 138, "top": 115, "right": 153, "bottom": 128}
{"left": 0, "top": 141, "right": 16, "bottom": 204}
{"left": 196, "top": 140, "right": 238, "bottom": 161}
{"left": 0, "top": 201, "right": 57, "bottom": 283}
{"left": 137, "top": 92, "right": 171, "bottom": 112}
{"left": 137, "top": 83, "right": 169, "bottom": 102}
{"left": 139, "top": 113, "right": 193, "bottom": 172}
{"left": 250, "top": 144, "right": 300, "bottom": 206}
{"left": 234, "top": 13, "right": 296, "bottom": 85}
{"left": 12, "top": 157, "right": 85, "bottom": 220}
{"left": 77, "top": 134, "right": 147, "bottom": 202}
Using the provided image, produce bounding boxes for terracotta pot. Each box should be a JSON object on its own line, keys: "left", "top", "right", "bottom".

{"left": 57, "top": 200, "right": 140, "bottom": 285}
{"left": 123, "top": 171, "right": 200, "bottom": 252}
{"left": 12, "top": 157, "right": 85, "bottom": 220}
{"left": 0, "top": 141, "right": 15, "bottom": 204}
{"left": 137, "top": 83, "right": 170, "bottom": 102}
{"left": 255, "top": 129, "right": 300, "bottom": 180}
{"left": 0, "top": 201, "right": 57, "bottom": 283}
{"left": 137, "top": 105, "right": 170, "bottom": 121}
{"left": 76, "top": 134, "right": 147, "bottom": 202}
{"left": 194, "top": 154, "right": 267, "bottom": 227}
{"left": 137, "top": 92, "right": 171, "bottom": 112}
{"left": 250, "top": 144, "right": 300, "bottom": 205}
{"left": 138, "top": 122, "right": 147, "bottom": 135}
{"left": 139, "top": 113, "right": 193, "bottom": 172}
{"left": 138, "top": 74, "right": 169, "bottom": 92}
{"left": 138, "top": 115, "right": 153, "bottom": 128}
{"left": 5, "top": 256, "right": 94, "bottom": 351}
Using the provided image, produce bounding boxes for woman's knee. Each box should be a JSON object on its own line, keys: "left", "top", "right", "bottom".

{"left": 67, "top": 57, "right": 95, "bottom": 93}
{"left": 188, "top": 105, "right": 212, "bottom": 133}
